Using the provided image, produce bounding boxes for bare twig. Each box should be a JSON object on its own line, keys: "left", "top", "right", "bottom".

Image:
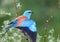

{"left": 14, "top": 0, "right": 18, "bottom": 16}
{"left": 43, "top": 3, "right": 58, "bottom": 42}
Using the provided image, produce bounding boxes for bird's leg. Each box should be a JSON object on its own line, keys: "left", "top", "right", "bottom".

{"left": 22, "top": 31, "right": 30, "bottom": 42}
{"left": 24, "top": 32, "right": 30, "bottom": 42}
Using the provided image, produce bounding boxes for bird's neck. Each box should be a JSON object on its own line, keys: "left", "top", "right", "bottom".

{"left": 23, "top": 14, "right": 31, "bottom": 19}
{"left": 26, "top": 15, "right": 30, "bottom": 19}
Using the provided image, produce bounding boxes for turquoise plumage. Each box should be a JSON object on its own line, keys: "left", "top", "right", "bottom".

{"left": 3, "top": 10, "right": 37, "bottom": 42}
{"left": 3, "top": 10, "right": 37, "bottom": 32}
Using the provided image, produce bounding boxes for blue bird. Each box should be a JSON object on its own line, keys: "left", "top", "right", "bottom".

{"left": 3, "top": 10, "right": 37, "bottom": 42}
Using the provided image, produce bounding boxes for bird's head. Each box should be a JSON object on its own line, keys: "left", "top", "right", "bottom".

{"left": 23, "top": 10, "right": 33, "bottom": 19}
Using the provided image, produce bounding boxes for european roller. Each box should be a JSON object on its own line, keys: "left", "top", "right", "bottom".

{"left": 3, "top": 10, "right": 37, "bottom": 42}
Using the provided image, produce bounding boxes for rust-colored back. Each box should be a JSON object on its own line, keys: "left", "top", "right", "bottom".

{"left": 16, "top": 15, "right": 27, "bottom": 26}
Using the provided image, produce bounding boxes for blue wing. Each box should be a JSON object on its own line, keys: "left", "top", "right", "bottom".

{"left": 3, "top": 20, "right": 18, "bottom": 30}
{"left": 21, "top": 19, "right": 37, "bottom": 32}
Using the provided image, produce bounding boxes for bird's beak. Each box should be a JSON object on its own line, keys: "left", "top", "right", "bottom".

{"left": 32, "top": 12, "right": 33, "bottom": 14}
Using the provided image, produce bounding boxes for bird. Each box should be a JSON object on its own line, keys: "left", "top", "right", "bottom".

{"left": 3, "top": 10, "right": 37, "bottom": 42}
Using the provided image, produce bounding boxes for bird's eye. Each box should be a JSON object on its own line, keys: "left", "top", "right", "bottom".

{"left": 28, "top": 12, "right": 31, "bottom": 13}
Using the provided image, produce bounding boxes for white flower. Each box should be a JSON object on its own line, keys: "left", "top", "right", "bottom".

{"left": 49, "top": 28, "right": 54, "bottom": 34}
{"left": 2, "top": 30, "right": 6, "bottom": 34}
{"left": 49, "top": 39, "right": 54, "bottom": 42}
{"left": 18, "top": 35, "right": 21, "bottom": 38}
{"left": 13, "top": 33, "right": 18, "bottom": 36}
{"left": 17, "top": 3, "right": 22, "bottom": 9}
{"left": 1, "top": 25, "right": 4, "bottom": 28}
{"left": 1, "top": 37, "right": 6, "bottom": 42}
{"left": 17, "top": 29, "right": 21, "bottom": 32}
{"left": 46, "top": 20, "right": 49, "bottom": 23}
{"left": 0, "top": 10, "right": 11, "bottom": 16}
{"left": 11, "top": 37, "right": 14, "bottom": 40}
{"left": 48, "top": 35, "right": 52, "bottom": 39}
{"left": 57, "top": 40, "right": 60, "bottom": 42}
{"left": 3, "top": 20, "right": 10, "bottom": 25}
{"left": 48, "top": 36, "right": 55, "bottom": 42}
{"left": 37, "top": 33, "right": 42, "bottom": 42}
{"left": 9, "top": 28, "right": 14, "bottom": 32}
{"left": 8, "top": 37, "right": 12, "bottom": 39}
{"left": 51, "top": 16, "right": 53, "bottom": 18}
{"left": 0, "top": 32, "right": 2, "bottom": 35}
{"left": 57, "top": 35, "right": 60, "bottom": 42}
{"left": 17, "top": 40, "right": 22, "bottom": 42}
{"left": 8, "top": 13, "right": 11, "bottom": 16}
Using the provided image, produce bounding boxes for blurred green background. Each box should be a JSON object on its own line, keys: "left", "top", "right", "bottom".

{"left": 0, "top": 0, "right": 60, "bottom": 42}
